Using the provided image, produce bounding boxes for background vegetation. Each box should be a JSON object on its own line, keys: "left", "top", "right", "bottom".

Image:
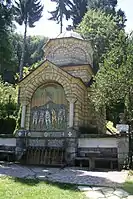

{"left": 0, "top": 0, "right": 133, "bottom": 134}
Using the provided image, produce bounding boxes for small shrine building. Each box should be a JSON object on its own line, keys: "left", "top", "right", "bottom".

{"left": 18, "top": 30, "right": 105, "bottom": 165}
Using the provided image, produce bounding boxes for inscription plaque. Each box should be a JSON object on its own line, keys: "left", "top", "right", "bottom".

{"left": 44, "top": 132, "right": 65, "bottom": 137}
{"left": 30, "top": 130, "right": 76, "bottom": 138}
{"left": 28, "top": 138, "right": 64, "bottom": 148}
{"left": 47, "top": 139, "right": 64, "bottom": 147}
{"left": 29, "top": 139, "right": 46, "bottom": 147}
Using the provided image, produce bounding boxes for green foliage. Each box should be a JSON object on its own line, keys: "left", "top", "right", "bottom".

{"left": 12, "top": 33, "right": 47, "bottom": 69}
{"left": 49, "top": 0, "right": 73, "bottom": 33}
{"left": 14, "top": 0, "right": 44, "bottom": 79}
{"left": 14, "top": 0, "right": 44, "bottom": 28}
{"left": 0, "top": 177, "right": 85, "bottom": 199}
{"left": 79, "top": 125, "right": 99, "bottom": 134}
{"left": 0, "top": 78, "right": 17, "bottom": 118}
{"left": 90, "top": 32, "right": 133, "bottom": 123}
{"left": 0, "top": 77, "right": 17, "bottom": 134}
{"left": 87, "top": 0, "right": 126, "bottom": 29}
{"left": 24, "top": 35, "right": 48, "bottom": 65}
{"left": 70, "top": 0, "right": 126, "bottom": 30}
{"left": 0, "top": 1, "right": 16, "bottom": 83}
{"left": 78, "top": 9, "right": 120, "bottom": 69}
{"left": 15, "top": 60, "right": 43, "bottom": 81}
{"left": 0, "top": 118, "right": 16, "bottom": 134}
{"left": 87, "top": 0, "right": 117, "bottom": 12}
{"left": 70, "top": 0, "right": 88, "bottom": 28}
{"left": 78, "top": 9, "right": 132, "bottom": 123}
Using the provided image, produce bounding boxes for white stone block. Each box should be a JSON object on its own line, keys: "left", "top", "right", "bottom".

{"left": 113, "top": 189, "right": 129, "bottom": 198}
{"left": 84, "top": 190, "right": 105, "bottom": 199}
{"left": 78, "top": 186, "right": 92, "bottom": 191}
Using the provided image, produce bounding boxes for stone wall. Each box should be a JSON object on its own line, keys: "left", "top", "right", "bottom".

{"left": 19, "top": 60, "right": 105, "bottom": 134}
{"left": 0, "top": 138, "right": 16, "bottom": 146}
{"left": 19, "top": 60, "right": 91, "bottom": 132}
{"left": 78, "top": 135, "right": 129, "bottom": 168}
{"left": 62, "top": 65, "right": 93, "bottom": 83}
{"left": 44, "top": 38, "right": 93, "bottom": 67}
{"left": 117, "top": 136, "right": 129, "bottom": 168}
{"left": 78, "top": 137, "right": 117, "bottom": 148}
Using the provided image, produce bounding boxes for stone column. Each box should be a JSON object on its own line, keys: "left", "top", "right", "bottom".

{"left": 66, "top": 97, "right": 77, "bottom": 165}
{"left": 67, "top": 98, "right": 77, "bottom": 128}
{"left": 117, "top": 135, "right": 129, "bottom": 170}
{"left": 21, "top": 104, "right": 26, "bottom": 128}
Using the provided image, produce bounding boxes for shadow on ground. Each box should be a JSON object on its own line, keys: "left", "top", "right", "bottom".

{"left": 14, "top": 177, "right": 79, "bottom": 192}
{"left": 0, "top": 163, "right": 129, "bottom": 190}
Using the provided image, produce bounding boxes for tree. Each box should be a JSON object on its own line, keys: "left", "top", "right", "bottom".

{"left": 90, "top": 32, "right": 133, "bottom": 123}
{"left": 70, "top": 0, "right": 88, "bottom": 28}
{"left": 0, "top": 77, "right": 17, "bottom": 118}
{"left": 14, "top": 0, "right": 44, "bottom": 79}
{"left": 70, "top": 0, "right": 126, "bottom": 29}
{"left": 24, "top": 35, "right": 48, "bottom": 66}
{"left": 49, "top": 0, "right": 73, "bottom": 33}
{"left": 115, "top": 8, "right": 127, "bottom": 30}
{"left": 12, "top": 33, "right": 48, "bottom": 68}
{"left": 78, "top": 9, "right": 120, "bottom": 70}
{"left": 87, "top": 0, "right": 117, "bottom": 13}
{"left": 87, "top": 0, "right": 126, "bottom": 29}
{"left": 0, "top": 76, "right": 17, "bottom": 134}
{"left": 0, "top": 0, "right": 15, "bottom": 82}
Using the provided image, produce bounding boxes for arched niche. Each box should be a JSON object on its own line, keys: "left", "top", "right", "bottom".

{"left": 30, "top": 82, "right": 68, "bottom": 132}
{"left": 71, "top": 47, "right": 87, "bottom": 63}
{"left": 47, "top": 46, "right": 70, "bottom": 66}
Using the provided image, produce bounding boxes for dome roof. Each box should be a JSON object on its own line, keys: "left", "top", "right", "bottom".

{"left": 57, "top": 30, "right": 83, "bottom": 40}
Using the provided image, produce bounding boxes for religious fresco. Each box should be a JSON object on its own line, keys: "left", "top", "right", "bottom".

{"left": 30, "top": 83, "right": 67, "bottom": 131}
{"left": 31, "top": 83, "right": 67, "bottom": 108}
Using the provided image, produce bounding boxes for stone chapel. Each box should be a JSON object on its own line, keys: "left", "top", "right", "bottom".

{"left": 17, "top": 30, "right": 105, "bottom": 165}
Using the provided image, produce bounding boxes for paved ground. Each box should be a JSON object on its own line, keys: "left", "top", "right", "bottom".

{"left": 78, "top": 186, "right": 132, "bottom": 199}
{"left": 0, "top": 163, "right": 132, "bottom": 199}
{"left": 0, "top": 163, "right": 128, "bottom": 186}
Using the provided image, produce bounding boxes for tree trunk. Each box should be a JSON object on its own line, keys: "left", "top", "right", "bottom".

{"left": 60, "top": 8, "right": 63, "bottom": 33}
{"left": 19, "top": 21, "right": 27, "bottom": 80}
{"left": 60, "top": 18, "right": 63, "bottom": 33}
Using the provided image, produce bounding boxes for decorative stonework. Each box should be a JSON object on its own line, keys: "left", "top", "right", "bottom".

{"left": 30, "top": 102, "right": 67, "bottom": 131}
{"left": 18, "top": 30, "right": 106, "bottom": 166}
{"left": 44, "top": 35, "right": 93, "bottom": 67}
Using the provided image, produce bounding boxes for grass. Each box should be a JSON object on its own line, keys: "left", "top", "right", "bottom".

{"left": 0, "top": 177, "right": 85, "bottom": 199}
{"left": 123, "top": 170, "right": 133, "bottom": 195}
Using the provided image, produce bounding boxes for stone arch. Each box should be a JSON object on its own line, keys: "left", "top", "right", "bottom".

{"left": 71, "top": 47, "right": 87, "bottom": 63}
{"left": 45, "top": 42, "right": 68, "bottom": 57}
{"left": 30, "top": 82, "right": 69, "bottom": 132}
{"left": 31, "top": 81, "right": 67, "bottom": 108}
{"left": 46, "top": 46, "right": 70, "bottom": 66}
{"left": 24, "top": 69, "right": 73, "bottom": 102}
{"left": 53, "top": 47, "right": 69, "bottom": 59}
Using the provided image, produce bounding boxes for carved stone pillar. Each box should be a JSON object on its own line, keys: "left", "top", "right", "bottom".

{"left": 20, "top": 98, "right": 29, "bottom": 129}
{"left": 21, "top": 104, "right": 26, "bottom": 128}
{"left": 67, "top": 97, "right": 77, "bottom": 128}
{"left": 66, "top": 97, "right": 77, "bottom": 165}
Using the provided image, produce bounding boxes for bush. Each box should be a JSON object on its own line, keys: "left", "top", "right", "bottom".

{"left": 0, "top": 117, "right": 16, "bottom": 134}
{"left": 79, "top": 125, "right": 99, "bottom": 134}
{"left": 0, "top": 77, "right": 18, "bottom": 134}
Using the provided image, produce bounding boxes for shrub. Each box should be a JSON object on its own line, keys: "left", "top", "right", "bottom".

{"left": 0, "top": 117, "right": 16, "bottom": 134}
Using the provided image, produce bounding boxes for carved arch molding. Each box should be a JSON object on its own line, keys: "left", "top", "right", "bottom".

{"left": 22, "top": 66, "right": 73, "bottom": 101}
{"left": 47, "top": 46, "right": 88, "bottom": 63}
